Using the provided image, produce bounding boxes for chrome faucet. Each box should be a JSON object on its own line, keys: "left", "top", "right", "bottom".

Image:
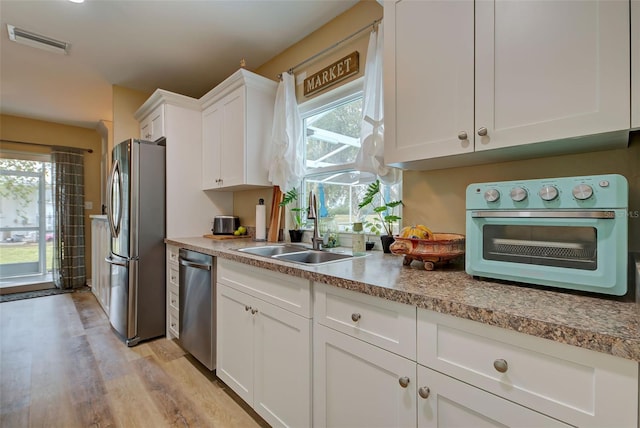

{"left": 307, "top": 190, "right": 323, "bottom": 250}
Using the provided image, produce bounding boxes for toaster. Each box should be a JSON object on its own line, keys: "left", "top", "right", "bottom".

{"left": 212, "top": 216, "right": 240, "bottom": 235}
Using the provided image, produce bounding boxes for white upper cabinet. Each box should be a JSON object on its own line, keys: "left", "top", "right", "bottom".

{"left": 384, "top": 0, "right": 631, "bottom": 169}
{"left": 139, "top": 104, "right": 165, "bottom": 142}
{"left": 384, "top": 0, "right": 475, "bottom": 163}
{"left": 475, "top": 0, "right": 630, "bottom": 151}
{"left": 201, "top": 69, "right": 277, "bottom": 191}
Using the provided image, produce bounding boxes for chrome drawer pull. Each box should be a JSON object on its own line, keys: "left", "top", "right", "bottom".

{"left": 398, "top": 376, "right": 410, "bottom": 388}
{"left": 493, "top": 359, "right": 508, "bottom": 373}
{"left": 351, "top": 313, "right": 361, "bottom": 322}
{"left": 418, "top": 387, "right": 431, "bottom": 399}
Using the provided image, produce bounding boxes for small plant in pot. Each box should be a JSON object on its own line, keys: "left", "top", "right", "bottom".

{"left": 358, "top": 179, "right": 403, "bottom": 253}
{"left": 279, "top": 187, "right": 306, "bottom": 242}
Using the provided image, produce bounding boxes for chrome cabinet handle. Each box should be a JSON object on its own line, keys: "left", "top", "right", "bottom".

{"left": 458, "top": 131, "right": 468, "bottom": 140}
{"left": 493, "top": 359, "right": 508, "bottom": 373}
{"left": 398, "top": 376, "right": 410, "bottom": 388}
{"left": 418, "top": 387, "right": 431, "bottom": 399}
{"left": 351, "top": 313, "right": 361, "bottom": 322}
{"left": 477, "top": 127, "right": 488, "bottom": 136}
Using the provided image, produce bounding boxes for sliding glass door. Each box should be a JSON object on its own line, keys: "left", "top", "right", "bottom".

{"left": 0, "top": 153, "right": 53, "bottom": 291}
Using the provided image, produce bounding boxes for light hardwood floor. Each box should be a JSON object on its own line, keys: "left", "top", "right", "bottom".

{"left": 0, "top": 292, "right": 268, "bottom": 428}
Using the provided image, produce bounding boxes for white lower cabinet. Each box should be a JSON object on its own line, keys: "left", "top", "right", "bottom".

{"left": 417, "top": 365, "right": 570, "bottom": 427}
{"left": 313, "top": 323, "right": 416, "bottom": 428}
{"left": 418, "top": 309, "right": 639, "bottom": 427}
{"left": 165, "top": 245, "right": 179, "bottom": 339}
{"left": 90, "top": 216, "right": 110, "bottom": 314}
{"left": 216, "top": 260, "right": 311, "bottom": 428}
{"left": 313, "top": 283, "right": 638, "bottom": 427}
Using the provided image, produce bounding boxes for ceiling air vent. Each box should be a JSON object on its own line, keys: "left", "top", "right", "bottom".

{"left": 7, "top": 25, "right": 70, "bottom": 55}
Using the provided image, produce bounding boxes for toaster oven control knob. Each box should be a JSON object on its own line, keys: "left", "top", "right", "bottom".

{"left": 572, "top": 183, "right": 593, "bottom": 200}
{"left": 539, "top": 185, "right": 559, "bottom": 201}
{"left": 484, "top": 189, "right": 500, "bottom": 202}
{"left": 510, "top": 186, "right": 527, "bottom": 202}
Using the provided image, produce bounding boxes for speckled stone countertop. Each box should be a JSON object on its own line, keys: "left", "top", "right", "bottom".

{"left": 166, "top": 237, "right": 640, "bottom": 362}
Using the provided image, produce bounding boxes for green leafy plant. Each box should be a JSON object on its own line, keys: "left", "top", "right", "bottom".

{"left": 279, "top": 188, "right": 306, "bottom": 230}
{"left": 357, "top": 179, "right": 403, "bottom": 236}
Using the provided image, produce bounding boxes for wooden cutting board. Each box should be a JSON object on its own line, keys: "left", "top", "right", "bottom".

{"left": 203, "top": 234, "right": 252, "bottom": 240}
{"left": 268, "top": 186, "right": 284, "bottom": 242}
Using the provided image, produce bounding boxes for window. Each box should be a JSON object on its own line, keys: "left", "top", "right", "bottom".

{"left": 298, "top": 79, "right": 401, "bottom": 236}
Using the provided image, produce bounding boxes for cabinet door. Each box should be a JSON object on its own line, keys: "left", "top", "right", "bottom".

{"left": 417, "top": 365, "right": 571, "bottom": 427}
{"left": 475, "top": 0, "right": 630, "bottom": 151}
{"left": 384, "top": 0, "right": 474, "bottom": 165}
{"left": 149, "top": 106, "right": 165, "bottom": 142}
{"left": 216, "top": 284, "right": 254, "bottom": 404}
{"left": 219, "top": 86, "right": 245, "bottom": 189}
{"left": 314, "top": 324, "right": 416, "bottom": 428}
{"left": 140, "top": 118, "right": 151, "bottom": 141}
{"left": 253, "top": 299, "right": 311, "bottom": 428}
{"left": 202, "top": 102, "right": 223, "bottom": 189}
{"left": 98, "top": 219, "right": 110, "bottom": 312}
{"left": 140, "top": 105, "right": 165, "bottom": 142}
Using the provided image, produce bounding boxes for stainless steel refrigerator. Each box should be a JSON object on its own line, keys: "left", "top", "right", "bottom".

{"left": 106, "top": 138, "right": 166, "bottom": 346}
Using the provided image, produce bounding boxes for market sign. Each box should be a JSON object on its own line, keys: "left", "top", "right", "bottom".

{"left": 304, "top": 51, "right": 359, "bottom": 97}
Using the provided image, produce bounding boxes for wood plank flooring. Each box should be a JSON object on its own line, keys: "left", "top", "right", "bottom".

{"left": 0, "top": 292, "right": 268, "bottom": 428}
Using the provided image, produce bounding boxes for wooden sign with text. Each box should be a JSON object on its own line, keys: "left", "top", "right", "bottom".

{"left": 304, "top": 51, "right": 359, "bottom": 97}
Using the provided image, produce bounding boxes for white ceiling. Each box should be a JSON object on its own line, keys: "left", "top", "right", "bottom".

{"left": 0, "top": 0, "right": 359, "bottom": 129}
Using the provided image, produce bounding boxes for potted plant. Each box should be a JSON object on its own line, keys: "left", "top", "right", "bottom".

{"left": 279, "top": 187, "right": 306, "bottom": 242}
{"left": 358, "top": 179, "right": 403, "bottom": 253}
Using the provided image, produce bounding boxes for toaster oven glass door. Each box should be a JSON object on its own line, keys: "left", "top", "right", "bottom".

{"left": 482, "top": 225, "right": 597, "bottom": 270}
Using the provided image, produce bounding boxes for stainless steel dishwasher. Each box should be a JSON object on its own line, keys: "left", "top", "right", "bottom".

{"left": 178, "top": 249, "right": 215, "bottom": 370}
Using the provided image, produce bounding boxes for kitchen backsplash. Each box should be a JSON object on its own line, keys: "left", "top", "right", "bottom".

{"left": 234, "top": 132, "right": 639, "bottom": 252}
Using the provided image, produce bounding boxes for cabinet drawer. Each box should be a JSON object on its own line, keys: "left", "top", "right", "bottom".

{"left": 168, "top": 285, "right": 179, "bottom": 311}
{"left": 417, "top": 365, "right": 571, "bottom": 427}
{"left": 418, "top": 309, "right": 638, "bottom": 427}
{"left": 314, "top": 282, "right": 416, "bottom": 359}
{"left": 217, "top": 259, "right": 311, "bottom": 317}
{"left": 168, "top": 308, "right": 179, "bottom": 338}
{"left": 168, "top": 265, "right": 178, "bottom": 287}
{"left": 166, "top": 245, "right": 179, "bottom": 265}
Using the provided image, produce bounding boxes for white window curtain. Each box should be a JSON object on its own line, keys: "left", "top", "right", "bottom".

{"left": 268, "top": 72, "right": 305, "bottom": 193}
{"left": 355, "top": 22, "right": 400, "bottom": 185}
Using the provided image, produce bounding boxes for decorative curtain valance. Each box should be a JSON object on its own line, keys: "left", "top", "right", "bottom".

{"left": 268, "top": 72, "right": 305, "bottom": 192}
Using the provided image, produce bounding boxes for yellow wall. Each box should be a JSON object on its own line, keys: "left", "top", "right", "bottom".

{"left": 403, "top": 133, "right": 640, "bottom": 252}
{"left": 234, "top": 0, "right": 383, "bottom": 227}
{"left": 113, "top": 85, "right": 150, "bottom": 146}
{"left": 0, "top": 114, "right": 103, "bottom": 277}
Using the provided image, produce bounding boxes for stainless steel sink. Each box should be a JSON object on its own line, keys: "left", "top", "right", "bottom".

{"left": 236, "top": 245, "right": 354, "bottom": 265}
{"left": 273, "top": 250, "right": 353, "bottom": 265}
{"left": 237, "top": 245, "right": 308, "bottom": 257}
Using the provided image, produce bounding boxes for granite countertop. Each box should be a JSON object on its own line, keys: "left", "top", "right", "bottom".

{"left": 166, "top": 236, "right": 640, "bottom": 362}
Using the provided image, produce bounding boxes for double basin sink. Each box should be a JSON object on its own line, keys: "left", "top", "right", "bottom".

{"left": 237, "top": 244, "right": 354, "bottom": 265}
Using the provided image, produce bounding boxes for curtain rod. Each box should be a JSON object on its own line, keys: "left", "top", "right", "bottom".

{"left": 0, "top": 139, "right": 94, "bottom": 153}
{"left": 277, "top": 18, "right": 381, "bottom": 80}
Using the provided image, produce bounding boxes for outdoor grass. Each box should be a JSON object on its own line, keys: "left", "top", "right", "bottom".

{"left": 0, "top": 242, "right": 53, "bottom": 269}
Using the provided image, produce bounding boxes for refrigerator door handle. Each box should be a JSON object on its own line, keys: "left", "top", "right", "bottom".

{"left": 106, "top": 159, "right": 123, "bottom": 238}
{"left": 179, "top": 258, "right": 211, "bottom": 271}
{"left": 105, "top": 256, "right": 128, "bottom": 267}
